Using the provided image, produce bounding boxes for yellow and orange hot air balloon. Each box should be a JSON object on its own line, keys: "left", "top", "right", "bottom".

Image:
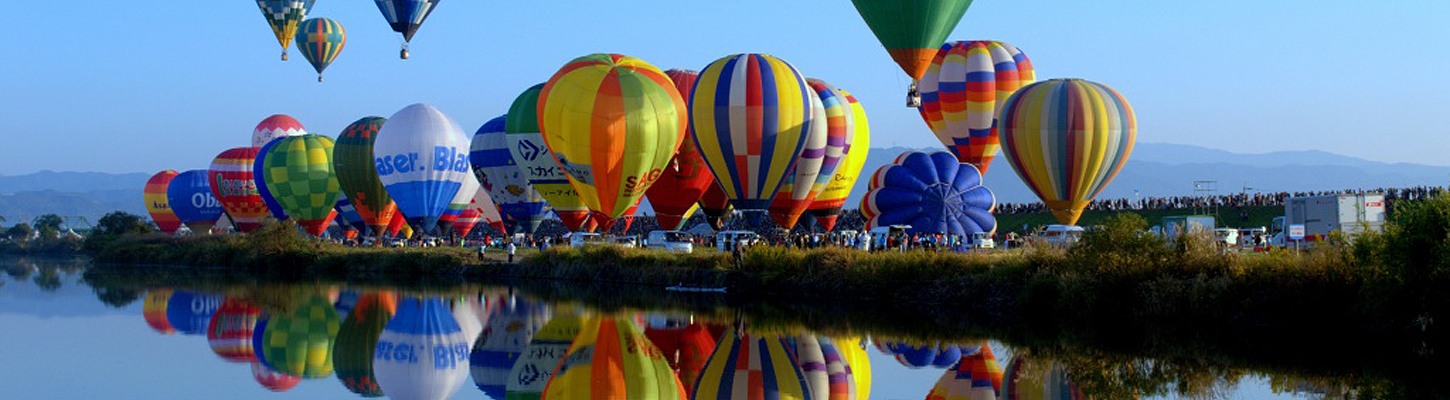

{"left": 541, "top": 315, "right": 686, "bottom": 399}
{"left": 143, "top": 171, "right": 183, "bottom": 235}
{"left": 806, "top": 91, "right": 870, "bottom": 232}
{"left": 537, "top": 53, "right": 687, "bottom": 223}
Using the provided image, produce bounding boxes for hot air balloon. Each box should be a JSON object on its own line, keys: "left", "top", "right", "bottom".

{"left": 335, "top": 116, "right": 400, "bottom": 237}
{"left": 262, "top": 134, "right": 343, "bottom": 236}
{"left": 255, "top": 139, "right": 289, "bottom": 221}
{"left": 335, "top": 198, "right": 369, "bottom": 233}
{"left": 791, "top": 335, "right": 856, "bottom": 400}
{"left": 807, "top": 90, "right": 870, "bottom": 232}
{"left": 252, "top": 362, "right": 302, "bottom": 392}
{"left": 254, "top": 312, "right": 276, "bottom": 369}
{"left": 470, "top": 298, "right": 548, "bottom": 398}
{"left": 387, "top": 210, "right": 407, "bottom": 238}
{"left": 166, "top": 290, "right": 221, "bottom": 335}
{"left": 373, "top": 0, "right": 441, "bottom": 59}
{"left": 698, "top": 183, "right": 733, "bottom": 230}
{"left": 208, "top": 147, "right": 268, "bottom": 232}
{"left": 471, "top": 115, "right": 550, "bottom": 235}
{"left": 256, "top": 0, "right": 315, "bottom": 61}
{"left": 375, "top": 297, "right": 473, "bottom": 400}
{"left": 439, "top": 170, "right": 482, "bottom": 230}
{"left": 768, "top": 80, "right": 840, "bottom": 230}
{"left": 452, "top": 298, "right": 484, "bottom": 346}
{"left": 538, "top": 53, "right": 685, "bottom": 226}
{"left": 506, "top": 84, "right": 592, "bottom": 231}
{"left": 334, "top": 293, "right": 398, "bottom": 397}
{"left": 641, "top": 69, "right": 717, "bottom": 231}
{"left": 644, "top": 318, "right": 716, "bottom": 396}
{"left": 541, "top": 315, "right": 687, "bottom": 399}
{"left": 883, "top": 341, "right": 966, "bottom": 369}
{"left": 506, "top": 312, "right": 582, "bottom": 400}
{"left": 294, "top": 18, "right": 346, "bottom": 82}
{"left": 835, "top": 337, "right": 872, "bottom": 400}
{"left": 863, "top": 151, "right": 996, "bottom": 236}
{"left": 692, "top": 53, "right": 816, "bottom": 226}
{"left": 143, "top": 171, "right": 183, "bottom": 235}
{"left": 452, "top": 188, "right": 504, "bottom": 238}
{"left": 999, "top": 79, "right": 1136, "bottom": 226}
{"left": 694, "top": 327, "right": 813, "bottom": 400}
{"left": 254, "top": 114, "right": 307, "bottom": 149}
{"left": 375, "top": 104, "right": 471, "bottom": 234}
{"left": 143, "top": 289, "right": 176, "bottom": 334}
{"left": 208, "top": 299, "right": 262, "bottom": 363}
{"left": 398, "top": 223, "right": 416, "bottom": 240}
{"left": 1001, "top": 354, "right": 1084, "bottom": 400}
{"left": 166, "top": 170, "right": 224, "bottom": 234}
{"left": 918, "top": 40, "right": 1034, "bottom": 172}
{"left": 849, "top": 0, "right": 976, "bottom": 106}
{"left": 926, "top": 344, "right": 1002, "bottom": 400}
{"left": 262, "top": 294, "right": 341, "bottom": 378}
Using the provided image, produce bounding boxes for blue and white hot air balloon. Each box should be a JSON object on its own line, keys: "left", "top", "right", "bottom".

{"left": 470, "top": 298, "right": 548, "bottom": 398}
{"left": 335, "top": 198, "right": 368, "bottom": 233}
{"left": 374, "top": 297, "right": 472, "bottom": 400}
{"left": 470, "top": 115, "right": 550, "bottom": 235}
{"left": 373, "top": 0, "right": 441, "bottom": 59}
{"left": 165, "top": 290, "right": 222, "bottom": 335}
{"left": 166, "top": 170, "right": 225, "bottom": 234}
{"left": 374, "top": 103, "right": 471, "bottom": 234}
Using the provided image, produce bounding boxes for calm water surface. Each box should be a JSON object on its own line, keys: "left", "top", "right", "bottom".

{"left": 0, "top": 257, "right": 1341, "bottom": 399}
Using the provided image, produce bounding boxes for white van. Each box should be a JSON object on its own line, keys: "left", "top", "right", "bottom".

{"left": 1038, "top": 225, "right": 1085, "bottom": 246}
{"left": 716, "top": 231, "right": 761, "bottom": 252}
{"left": 568, "top": 232, "right": 605, "bottom": 247}
{"left": 611, "top": 236, "right": 639, "bottom": 248}
{"left": 967, "top": 232, "right": 996, "bottom": 249}
{"left": 647, "top": 230, "right": 694, "bottom": 253}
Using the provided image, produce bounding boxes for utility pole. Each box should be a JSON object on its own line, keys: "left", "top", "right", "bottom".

{"left": 1193, "top": 180, "right": 1218, "bottom": 216}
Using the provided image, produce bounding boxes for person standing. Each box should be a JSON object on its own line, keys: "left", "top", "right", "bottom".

{"left": 507, "top": 241, "right": 517, "bottom": 263}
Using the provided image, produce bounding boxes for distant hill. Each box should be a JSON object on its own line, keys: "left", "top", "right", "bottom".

{"left": 2, "top": 143, "right": 1448, "bottom": 225}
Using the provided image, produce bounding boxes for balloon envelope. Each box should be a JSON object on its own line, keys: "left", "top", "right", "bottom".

{"left": 645, "top": 69, "right": 717, "bottom": 232}
{"left": 253, "top": 114, "right": 306, "bottom": 149}
{"left": 999, "top": 79, "right": 1136, "bottom": 226}
{"left": 926, "top": 345, "right": 1002, "bottom": 400}
{"left": 335, "top": 116, "right": 399, "bottom": 235}
{"left": 506, "top": 312, "right": 583, "bottom": 400}
{"left": 294, "top": 18, "right": 346, "bottom": 80}
{"left": 208, "top": 299, "right": 262, "bottom": 363}
{"left": 262, "top": 134, "right": 343, "bottom": 236}
{"left": 255, "top": 138, "right": 290, "bottom": 220}
{"left": 143, "top": 289, "right": 176, "bottom": 334}
{"left": 375, "top": 103, "right": 471, "bottom": 233}
{"left": 471, "top": 115, "right": 550, "bottom": 235}
{"left": 252, "top": 362, "right": 302, "bottom": 392}
{"left": 644, "top": 320, "right": 716, "bottom": 396}
{"left": 506, "top": 84, "right": 591, "bottom": 231}
{"left": 373, "top": 0, "right": 440, "bottom": 42}
{"left": 918, "top": 40, "right": 1034, "bottom": 173}
{"left": 850, "top": 0, "right": 975, "bottom": 80}
{"left": 255, "top": 0, "right": 315, "bottom": 60}
{"left": 807, "top": 90, "right": 870, "bottom": 231}
{"left": 335, "top": 198, "right": 369, "bottom": 233}
{"left": 262, "top": 295, "right": 342, "bottom": 378}
{"left": 769, "top": 81, "right": 836, "bottom": 230}
{"left": 375, "top": 297, "right": 472, "bottom": 400}
{"left": 143, "top": 171, "right": 183, "bottom": 234}
{"left": 209, "top": 147, "right": 268, "bottom": 232}
{"left": 541, "top": 316, "right": 687, "bottom": 399}
{"left": 166, "top": 290, "right": 221, "bottom": 335}
{"left": 864, "top": 151, "right": 996, "bottom": 236}
{"left": 166, "top": 170, "right": 224, "bottom": 234}
{"left": 693, "top": 328, "right": 813, "bottom": 400}
{"left": 470, "top": 299, "right": 548, "bottom": 398}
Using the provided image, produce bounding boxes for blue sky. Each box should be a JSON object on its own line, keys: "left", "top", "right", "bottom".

{"left": 2, "top": 0, "right": 1447, "bottom": 175}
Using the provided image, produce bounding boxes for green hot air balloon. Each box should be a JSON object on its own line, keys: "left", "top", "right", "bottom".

{"left": 850, "top": 0, "right": 975, "bottom": 105}
{"left": 263, "top": 134, "right": 342, "bottom": 236}
{"left": 262, "top": 294, "right": 342, "bottom": 379}
{"left": 334, "top": 117, "right": 398, "bottom": 238}
{"left": 294, "top": 17, "right": 346, "bottom": 82}
{"left": 335, "top": 293, "right": 397, "bottom": 397}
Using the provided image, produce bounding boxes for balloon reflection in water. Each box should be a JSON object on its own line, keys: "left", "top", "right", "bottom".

{"left": 334, "top": 292, "right": 397, "bottom": 397}
{"left": 644, "top": 318, "right": 716, "bottom": 396}
{"left": 541, "top": 315, "right": 687, "bottom": 399}
{"left": 166, "top": 290, "right": 221, "bottom": 335}
{"left": 208, "top": 298, "right": 261, "bottom": 363}
{"left": 791, "top": 335, "right": 855, "bottom": 400}
{"left": 143, "top": 289, "right": 175, "bottom": 334}
{"left": 375, "top": 296, "right": 472, "bottom": 400}
{"left": 1001, "top": 354, "right": 1085, "bottom": 400}
{"left": 693, "top": 327, "right": 813, "bottom": 400}
{"left": 262, "top": 294, "right": 341, "bottom": 378}
{"left": 926, "top": 344, "right": 1003, "bottom": 400}
{"left": 251, "top": 361, "right": 301, "bottom": 392}
{"left": 882, "top": 341, "right": 966, "bottom": 369}
{"left": 508, "top": 311, "right": 583, "bottom": 399}
{"left": 471, "top": 297, "right": 548, "bottom": 398}
{"left": 835, "top": 337, "right": 872, "bottom": 400}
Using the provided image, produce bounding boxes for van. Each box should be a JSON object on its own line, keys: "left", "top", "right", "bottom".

{"left": 967, "top": 232, "right": 995, "bottom": 249}
{"left": 647, "top": 230, "right": 694, "bottom": 253}
{"left": 611, "top": 236, "right": 639, "bottom": 248}
{"left": 716, "top": 231, "right": 761, "bottom": 252}
{"left": 1214, "top": 228, "right": 1239, "bottom": 246}
{"left": 568, "top": 232, "right": 605, "bottom": 247}
{"left": 1038, "top": 225, "right": 1084, "bottom": 246}
{"left": 869, "top": 225, "right": 911, "bottom": 251}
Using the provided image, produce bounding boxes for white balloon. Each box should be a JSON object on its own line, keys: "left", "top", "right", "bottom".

{"left": 374, "top": 297, "right": 472, "bottom": 400}
{"left": 374, "top": 104, "right": 471, "bottom": 231}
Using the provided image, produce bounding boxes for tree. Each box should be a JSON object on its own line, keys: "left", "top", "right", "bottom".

{"left": 33, "top": 214, "right": 63, "bottom": 239}
{"left": 94, "top": 212, "right": 155, "bottom": 236}
{"left": 4, "top": 223, "right": 32, "bottom": 241}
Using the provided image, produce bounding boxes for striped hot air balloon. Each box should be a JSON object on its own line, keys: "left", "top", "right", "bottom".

{"left": 143, "top": 171, "right": 183, "bottom": 234}
{"left": 807, "top": 89, "right": 870, "bottom": 232}
{"left": 538, "top": 53, "right": 686, "bottom": 225}
{"left": 506, "top": 312, "right": 583, "bottom": 400}
{"left": 255, "top": 0, "right": 315, "bottom": 61}
{"left": 209, "top": 147, "right": 269, "bottom": 232}
{"left": 471, "top": 115, "right": 550, "bottom": 235}
{"left": 506, "top": 84, "right": 592, "bottom": 231}
{"left": 253, "top": 114, "right": 307, "bottom": 149}
{"left": 471, "top": 298, "right": 548, "bottom": 398}
{"left": 770, "top": 79, "right": 854, "bottom": 230}
{"left": 644, "top": 69, "right": 718, "bottom": 231}
{"left": 375, "top": 297, "right": 472, "bottom": 400}
{"left": 835, "top": 337, "right": 872, "bottom": 400}
{"left": 294, "top": 18, "right": 346, "bottom": 82}
{"left": 792, "top": 335, "right": 856, "bottom": 400}
{"left": 644, "top": 319, "right": 717, "bottom": 396}
{"left": 208, "top": 299, "right": 262, "bottom": 363}
{"left": 849, "top": 0, "right": 975, "bottom": 82}
{"left": 691, "top": 54, "right": 816, "bottom": 226}
{"left": 693, "top": 328, "right": 813, "bottom": 400}
{"left": 166, "top": 170, "right": 224, "bottom": 235}
{"left": 375, "top": 104, "right": 472, "bottom": 234}
{"left": 262, "top": 294, "right": 342, "bottom": 378}
{"left": 262, "top": 134, "right": 343, "bottom": 236}
{"left": 999, "top": 79, "right": 1136, "bottom": 226}
{"left": 918, "top": 40, "right": 1034, "bottom": 173}
{"left": 143, "top": 288, "right": 176, "bottom": 334}
{"left": 373, "top": 0, "right": 441, "bottom": 59}
{"left": 541, "top": 316, "right": 687, "bottom": 399}
{"left": 926, "top": 344, "right": 1003, "bottom": 400}
{"left": 335, "top": 116, "right": 399, "bottom": 237}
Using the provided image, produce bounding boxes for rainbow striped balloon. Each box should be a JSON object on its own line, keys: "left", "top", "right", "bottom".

{"left": 792, "top": 335, "right": 856, "bottom": 400}
{"left": 918, "top": 40, "right": 1034, "bottom": 173}
{"left": 691, "top": 54, "right": 816, "bottom": 215}
{"left": 693, "top": 328, "right": 813, "bottom": 400}
{"left": 143, "top": 170, "right": 182, "bottom": 235}
{"left": 541, "top": 316, "right": 686, "bottom": 399}
{"left": 925, "top": 344, "right": 1003, "bottom": 400}
{"left": 769, "top": 79, "right": 853, "bottom": 230}
{"left": 538, "top": 53, "right": 687, "bottom": 221}
{"left": 834, "top": 337, "right": 871, "bottom": 400}
{"left": 807, "top": 90, "right": 870, "bottom": 232}
{"left": 999, "top": 79, "right": 1136, "bottom": 226}
{"left": 209, "top": 147, "right": 268, "bottom": 232}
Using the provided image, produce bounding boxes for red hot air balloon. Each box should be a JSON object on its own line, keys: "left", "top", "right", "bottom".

{"left": 208, "top": 298, "right": 262, "bottom": 363}
{"left": 645, "top": 69, "right": 717, "bottom": 231}
{"left": 209, "top": 147, "right": 270, "bottom": 232}
{"left": 143, "top": 171, "right": 183, "bottom": 234}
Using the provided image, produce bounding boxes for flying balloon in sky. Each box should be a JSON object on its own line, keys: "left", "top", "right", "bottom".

{"left": 373, "top": 0, "right": 441, "bottom": 59}
{"left": 294, "top": 18, "right": 346, "bottom": 82}
{"left": 849, "top": 0, "right": 976, "bottom": 106}
{"left": 255, "top": 0, "right": 315, "bottom": 61}
{"left": 918, "top": 40, "right": 1034, "bottom": 173}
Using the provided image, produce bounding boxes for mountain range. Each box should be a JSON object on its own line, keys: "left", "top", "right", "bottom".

{"left": 2, "top": 143, "right": 1447, "bottom": 226}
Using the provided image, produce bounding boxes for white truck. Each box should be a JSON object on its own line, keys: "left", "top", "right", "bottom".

{"left": 1269, "top": 193, "right": 1386, "bottom": 246}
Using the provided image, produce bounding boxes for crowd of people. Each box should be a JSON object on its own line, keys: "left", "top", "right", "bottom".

{"left": 997, "top": 186, "right": 1444, "bottom": 215}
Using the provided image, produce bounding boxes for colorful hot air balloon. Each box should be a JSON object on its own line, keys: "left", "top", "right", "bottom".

{"left": 386, "top": 210, "right": 407, "bottom": 238}
{"left": 850, "top": 0, "right": 976, "bottom": 105}
{"left": 452, "top": 188, "right": 504, "bottom": 238}
{"left": 294, "top": 18, "right": 346, "bottom": 82}
{"left": 807, "top": 90, "right": 870, "bottom": 232}
{"left": 506, "top": 84, "right": 592, "bottom": 231}
{"left": 256, "top": 0, "right": 315, "bottom": 61}
{"left": 768, "top": 80, "right": 838, "bottom": 230}
{"left": 918, "top": 40, "right": 1034, "bottom": 172}
{"left": 375, "top": 103, "right": 471, "bottom": 234}
{"left": 166, "top": 170, "right": 224, "bottom": 234}
{"left": 698, "top": 183, "right": 733, "bottom": 230}
{"left": 792, "top": 336, "right": 856, "bottom": 400}
{"left": 863, "top": 151, "right": 996, "bottom": 236}
{"left": 471, "top": 115, "right": 550, "bottom": 235}
{"left": 373, "top": 0, "right": 441, "bottom": 59}
{"left": 166, "top": 290, "right": 221, "bottom": 335}
{"left": 335, "top": 116, "right": 399, "bottom": 237}
{"left": 375, "top": 297, "right": 472, "bottom": 400}
{"left": 882, "top": 341, "right": 966, "bottom": 369}
{"left": 538, "top": 53, "right": 686, "bottom": 225}
{"left": 255, "top": 139, "right": 289, "bottom": 221}
{"left": 470, "top": 298, "right": 548, "bottom": 398}
{"left": 208, "top": 299, "right": 262, "bottom": 363}
{"left": 143, "top": 171, "right": 183, "bottom": 234}
{"left": 262, "top": 295, "right": 342, "bottom": 378}
{"left": 835, "top": 337, "right": 872, "bottom": 400}
{"left": 254, "top": 114, "right": 307, "bottom": 149}
{"left": 926, "top": 345, "right": 1003, "bottom": 400}
{"left": 209, "top": 147, "right": 269, "bottom": 232}
{"left": 506, "top": 312, "right": 583, "bottom": 400}
{"left": 263, "top": 134, "right": 343, "bottom": 236}
{"left": 143, "top": 288, "right": 176, "bottom": 334}
{"left": 692, "top": 54, "right": 816, "bottom": 225}
{"left": 693, "top": 328, "right": 813, "bottom": 400}
{"left": 1001, "top": 354, "right": 1084, "bottom": 400}
{"left": 541, "top": 316, "right": 687, "bottom": 399}
{"left": 644, "top": 319, "right": 716, "bottom": 396}
{"left": 440, "top": 170, "right": 482, "bottom": 230}
{"left": 398, "top": 222, "right": 415, "bottom": 240}
{"left": 999, "top": 79, "right": 1136, "bottom": 226}
{"left": 252, "top": 362, "right": 302, "bottom": 392}
{"left": 643, "top": 69, "right": 718, "bottom": 231}
{"left": 335, "top": 198, "right": 369, "bottom": 233}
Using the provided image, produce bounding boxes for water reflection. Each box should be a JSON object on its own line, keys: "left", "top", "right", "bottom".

{"left": 375, "top": 297, "right": 472, "bottom": 400}
{"left": 335, "top": 292, "right": 396, "bottom": 397}
{"left": 261, "top": 294, "right": 340, "bottom": 378}
{"left": 470, "top": 297, "right": 548, "bottom": 397}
